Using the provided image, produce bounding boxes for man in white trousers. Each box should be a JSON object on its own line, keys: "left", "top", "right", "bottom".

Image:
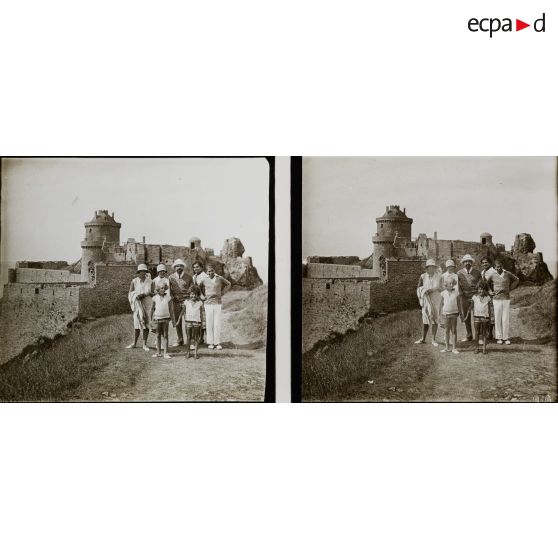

{"left": 488, "top": 260, "right": 520, "bottom": 345}
{"left": 199, "top": 265, "right": 231, "bottom": 350}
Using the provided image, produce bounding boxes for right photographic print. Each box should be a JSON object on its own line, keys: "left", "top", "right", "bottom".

{"left": 301, "top": 157, "right": 558, "bottom": 402}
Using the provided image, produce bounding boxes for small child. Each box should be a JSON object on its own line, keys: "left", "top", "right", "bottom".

{"left": 152, "top": 263, "right": 170, "bottom": 294}
{"left": 177, "top": 286, "right": 203, "bottom": 359}
{"left": 150, "top": 285, "right": 172, "bottom": 359}
{"left": 439, "top": 278, "right": 460, "bottom": 354}
{"left": 472, "top": 281, "right": 491, "bottom": 354}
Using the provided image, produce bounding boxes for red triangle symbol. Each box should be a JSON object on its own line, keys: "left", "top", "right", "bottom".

{"left": 516, "top": 19, "right": 530, "bottom": 31}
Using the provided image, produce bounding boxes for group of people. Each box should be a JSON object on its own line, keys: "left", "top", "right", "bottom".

{"left": 126, "top": 259, "right": 231, "bottom": 359}
{"left": 416, "top": 254, "right": 520, "bottom": 354}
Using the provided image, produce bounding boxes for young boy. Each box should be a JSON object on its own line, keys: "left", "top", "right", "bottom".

{"left": 152, "top": 263, "right": 170, "bottom": 294}
{"left": 472, "top": 281, "right": 491, "bottom": 354}
{"left": 149, "top": 285, "right": 172, "bottom": 359}
{"left": 177, "top": 286, "right": 203, "bottom": 359}
{"left": 439, "top": 277, "right": 460, "bottom": 354}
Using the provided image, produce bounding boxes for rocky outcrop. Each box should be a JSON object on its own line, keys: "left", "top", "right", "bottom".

{"left": 513, "top": 233, "right": 537, "bottom": 255}
{"left": 221, "top": 238, "right": 245, "bottom": 259}
{"left": 220, "top": 238, "right": 263, "bottom": 288}
{"left": 511, "top": 233, "right": 553, "bottom": 284}
{"left": 515, "top": 253, "right": 553, "bottom": 284}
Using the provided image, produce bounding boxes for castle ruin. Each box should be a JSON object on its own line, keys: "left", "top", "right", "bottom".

{"left": 0, "top": 210, "right": 263, "bottom": 365}
{"left": 303, "top": 204, "right": 553, "bottom": 351}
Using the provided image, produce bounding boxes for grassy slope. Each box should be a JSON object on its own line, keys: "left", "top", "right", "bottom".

{"left": 303, "top": 310, "right": 434, "bottom": 401}
{"left": 0, "top": 314, "right": 130, "bottom": 402}
{"left": 0, "top": 286, "right": 268, "bottom": 402}
{"left": 303, "top": 283, "right": 556, "bottom": 402}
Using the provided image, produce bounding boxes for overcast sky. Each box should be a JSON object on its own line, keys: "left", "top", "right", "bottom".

{"left": 1, "top": 158, "right": 269, "bottom": 282}
{"left": 303, "top": 157, "right": 557, "bottom": 272}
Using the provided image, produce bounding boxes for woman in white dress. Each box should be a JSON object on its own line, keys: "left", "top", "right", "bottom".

{"left": 126, "top": 264, "right": 153, "bottom": 351}
{"left": 415, "top": 259, "right": 442, "bottom": 346}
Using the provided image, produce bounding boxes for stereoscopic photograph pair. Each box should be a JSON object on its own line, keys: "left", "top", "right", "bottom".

{"left": 1, "top": 156, "right": 556, "bottom": 402}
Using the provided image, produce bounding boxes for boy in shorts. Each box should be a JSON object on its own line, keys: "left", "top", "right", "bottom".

{"left": 472, "top": 281, "right": 491, "bottom": 354}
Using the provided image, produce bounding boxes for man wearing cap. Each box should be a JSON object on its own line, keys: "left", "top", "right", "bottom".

{"left": 169, "top": 259, "right": 193, "bottom": 346}
{"left": 457, "top": 255, "right": 482, "bottom": 342}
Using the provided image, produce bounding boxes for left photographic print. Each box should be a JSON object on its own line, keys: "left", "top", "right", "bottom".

{"left": 0, "top": 157, "right": 273, "bottom": 402}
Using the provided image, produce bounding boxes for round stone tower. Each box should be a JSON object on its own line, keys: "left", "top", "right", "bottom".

{"left": 81, "top": 210, "right": 122, "bottom": 282}
{"left": 372, "top": 205, "right": 413, "bottom": 278}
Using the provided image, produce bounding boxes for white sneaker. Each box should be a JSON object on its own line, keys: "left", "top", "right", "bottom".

{"left": 504, "top": 339, "right": 511, "bottom": 345}
{"left": 452, "top": 349, "right": 460, "bottom": 354}
{"left": 497, "top": 340, "right": 503, "bottom": 345}
{"left": 125, "top": 343, "right": 136, "bottom": 349}
{"left": 143, "top": 345, "right": 150, "bottom": 352}
{"left": 208, "top": 344, "right": 215, "bottom": 349}
{"left": 460, "top": 338, "right": 469, "bottom": 343}
{"left": 216, "top": 345, "right": 223, "bottom": 350}
{"left": 431, "top": 341, "right": 439, "bottom": 347}
{"left": 414, "top": 339, "right": 425, "bottom": 344}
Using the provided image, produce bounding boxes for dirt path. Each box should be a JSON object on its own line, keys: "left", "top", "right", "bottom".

{"left": 373, "top": 307, "right": 556, "bottom": 402}
{"left": 71, "top": 292, "right": 266, "bottom": 402}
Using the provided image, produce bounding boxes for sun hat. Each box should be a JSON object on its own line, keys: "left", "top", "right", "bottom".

{"left": 445, "top": 259, "right": 456, "bottom": 268}
{"left": 173, "top": 259, "right": 186, "bottom": 268}
{"left": 156, "top": 263, "right": 167, "bottom": 273}
{"left": 461, "top": 254, "right": 474, "bottom": 263}
{"left": 425, "top": 259, "right": 437, "bottom": 268}
{"left": 137, "top": 263, "right": 148, "bottom": 272}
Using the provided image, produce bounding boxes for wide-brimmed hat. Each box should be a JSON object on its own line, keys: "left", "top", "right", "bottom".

{"left": 156, "top": 263, "right": 167, "bottom": 273}
{"left": 137, "top": 264, "right": 148, "bottom": 272}
{"left": 425, "top": 259, "right": 437, "bottom": 268}
{"left": 445, "top": 259, "right": 456, "bottom": 268}
{"left": 461, "top": 254, "right": 474, "bottom": 263}
{"left": 173, "top": 259, "right": 186, "bottom": 268}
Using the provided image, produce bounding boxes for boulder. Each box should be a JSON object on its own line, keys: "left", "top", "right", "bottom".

{"left": 513, "top": 233, "right": 536, "bottom": 255}
{"left": 219, "top": 238, "right": 263, "bottom": 288}
{"left": 514, "top": 252, "right": 553, "bottom": 284}
{"left": 221, "top": 238, "right": 245, "bottom": 259}
{"left": 223, "top": 257, "right": 263, "bottom": 289}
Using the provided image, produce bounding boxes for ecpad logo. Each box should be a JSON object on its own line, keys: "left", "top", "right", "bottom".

{"left": 468, "top": 13, "right": 546, "bottom": 37}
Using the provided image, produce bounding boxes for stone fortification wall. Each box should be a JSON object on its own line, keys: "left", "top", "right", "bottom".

{"left": 14, "top": 268, "right": 83, "bottom": 284}
{"left": 302, "top": 258, "right": 423, "bottom": 351}
{"left": 78, "top": 264, "right": 136, "bottom": 318}
{"left": 306, "top": 263, "right": 376, "bottom": 279}
{"left": 306, "top": 256, "right": 362, "bottom": 266}
{"left": 302, "top": 279, "right": 372, "bottom": 352}
{"left": 0, "top": 283, "right": 81, "bottom": 365}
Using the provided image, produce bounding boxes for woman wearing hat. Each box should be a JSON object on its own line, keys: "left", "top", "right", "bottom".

{"left": 415, "top": 259, "right": 442, "bottom": 346}
{"left": 126, "top": 264, "right": 153, "bottom": 351}
{"left": 152, "top": 263, "right": 170, "bottom": 294}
